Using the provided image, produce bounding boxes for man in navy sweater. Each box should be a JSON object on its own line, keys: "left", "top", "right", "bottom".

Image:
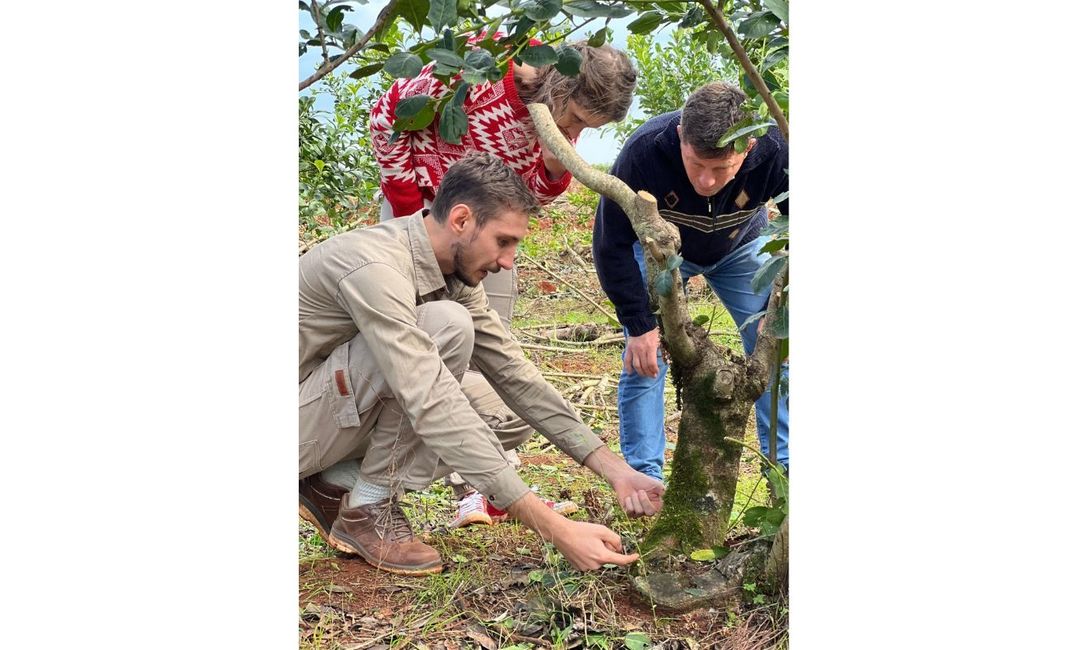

{"left": 592, "top": 82, "right": 789, "bottom": 481}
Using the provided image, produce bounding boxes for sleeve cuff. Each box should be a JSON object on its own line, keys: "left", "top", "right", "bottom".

{"left": 624, "top": 315, "right": 658, "bottom": 338}
{"left": 476, "top": 465, "right": 531, "bottom": 511}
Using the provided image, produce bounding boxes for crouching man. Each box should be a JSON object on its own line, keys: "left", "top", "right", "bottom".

{"left": 299, "top": 153, "right": 664, "bottom": 575}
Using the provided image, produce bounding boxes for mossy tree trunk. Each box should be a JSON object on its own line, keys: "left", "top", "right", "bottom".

{"left": 528, "top": 104, "right": 782, "bottom": 555}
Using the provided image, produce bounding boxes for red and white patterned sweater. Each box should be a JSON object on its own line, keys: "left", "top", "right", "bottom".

{"left": 369, "top": 61, "right": 574, "bottom": 217}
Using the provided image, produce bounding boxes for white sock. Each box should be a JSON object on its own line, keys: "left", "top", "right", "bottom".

{"left": 348, "top": 479, "right": 393, "bottom": 507}
{"left": 319, "top": 459, "right": 361, "bottom": 491}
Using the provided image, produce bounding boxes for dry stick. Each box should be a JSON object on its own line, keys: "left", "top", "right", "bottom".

{"left": 518, "top": 253, "right": 619, "bottom": 327}
{"left": 519, "top": 342, "right": 588, "bottom": 353}
{"left": 525, "top": 103, "right": 698, "bottom": 367}
{"left": 697, "top": 0, "right": 789, "bottom": 142}
{"left": 298, "top": 0, "right": 398, "bottom": 91}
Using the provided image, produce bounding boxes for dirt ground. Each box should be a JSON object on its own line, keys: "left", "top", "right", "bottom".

{"left": 299, "top": 185, "right": 787, "bottom": 649}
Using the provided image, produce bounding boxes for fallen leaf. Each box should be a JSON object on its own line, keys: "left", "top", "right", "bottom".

{"left": 465, "top": 624, "right": 497, "bottom": 650}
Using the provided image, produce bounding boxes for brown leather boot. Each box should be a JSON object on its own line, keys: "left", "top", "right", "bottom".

{"left": 298, "top": 476, "right": 349, "bottom": 545}
{"left": 329, "top": 496, "right": 443, "bottom": 576}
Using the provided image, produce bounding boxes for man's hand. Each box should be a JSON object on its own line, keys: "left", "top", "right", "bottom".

{"left": 506, "top": 491, "right": 638, "bottom": 571}
{"left": 612, "top": 470, "right": 665, "bottom": 517}
{"left": 539, "top": 140, "right": 568, "bottom": 181}
{"left": 550, "top": 520, "right": 639, "bottom": 570}
{"left": 583, "top": 446, "right": 666, "bottom": 518}
{"left": 623, "top": 329, "right": 660, "bottom": 378}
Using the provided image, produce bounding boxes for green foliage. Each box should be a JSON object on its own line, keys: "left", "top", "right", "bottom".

{"left": 298, "top": 70, "right": 384, "bottom": 233}
{"left": 609, "top": 29, "right": 739, "bottom": 140}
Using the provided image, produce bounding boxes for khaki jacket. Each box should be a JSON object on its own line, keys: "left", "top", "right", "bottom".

{"left": 299, "top": 212, "right": 604, "bottom": 505}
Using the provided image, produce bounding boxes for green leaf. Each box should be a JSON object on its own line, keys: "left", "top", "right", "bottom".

{"left": 519, "top": 44, "right": 558, "bottom": 67}
{"left": 428, "top": 0, "right": 457, "bottom": 31}
{"left": 326, "top": 5, "right": 348, "bottom": 32}
{"left": 528, "top": 569, "right": 545, "bottom": 583}
{"left": 313, "top": 159, "right": 325, "bottom": 172}
{"left": 587, "top": 26, "right": 608, "bottom": 47}
{"left": 767, "top": 464, "right": 789, "bottom": 502}
{"left": 464, "top": 48, "right": 494, "bottom": 72}
{"left": 778, "top": 337, "right": 789, "bottom": 364}
{"left": 627, "top": 11, "right": 664, "bottom": 34}
{"left": 383, "top": 51, "right": 424, "bottom": 78}
{"left": 770, "top": 302, "right": 788, "bottom": 338}
{"left": 737, "top": 309, "right": 765, "bottom": 333}
{"left": 750, "top": 254, "right": 787, "bottom": 296}
{"left": 760, "top": 238, "right": 788, "bottom": 254}
{"left": 765, "top": 0, "right": 789, "bottom": 23}
{"left": 395, "top": 0, "right": 429, "bottom": 32}
{"left": 742, "top": 506, "right": 770, "bottom": 528}
{"left": 555, "top": 45, "right": 583, "bottom": 76}
{"left": 563, "top": 0, "right": 632, "bottom": 18}
{"left": 653, "top": 271, "right": 673, "bottom": 297}
{"left": 299, "top": 29, "right": 311, "bottom": 39}
{"left": 522, "top": 0, "right": 562, "bottom": 21}
{"left": 349, "top": 61, "right": 385, "bottom": 79}
{"left": 392, "top": 96, "right": 436, "bottom": 131}
{"left": 665, "top": 253, "right": 682, "bottom": 271}
{"left": 692, "top": 314, "right": 709, "bottom": 327}
{"left": 689, "top": 546, "right": 728, "bottom": 561}
{"left": 679, "top": 5, "right": 705, "bottom": 28}
{"left": 762, "top": 46, "right": 789, "bottom": 71}
{"left": 738, "top": 11, "right": 780, "bottom": 39}
{"left": 624, "top": 631, "right": 652, "bottom": 650}
{"left": 439, "top": 102, "right": 469, "bottom": 143}
{"left": 394, "top": 94, "right": 431, "bottom": 119}
{"left": 425, "top": 47, "right": 464, "bottom": 67}
{"left": 716, "top": 120, "right": 775, "bottom": 149}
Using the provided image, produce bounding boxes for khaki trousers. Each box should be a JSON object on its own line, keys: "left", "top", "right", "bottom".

{"left": 298, "top": 301, "right": 532, "bottom": 493}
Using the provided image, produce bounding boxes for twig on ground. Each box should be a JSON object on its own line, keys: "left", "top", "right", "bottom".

{"left": 518, "top": 254, "right": 619, "bottom": 327}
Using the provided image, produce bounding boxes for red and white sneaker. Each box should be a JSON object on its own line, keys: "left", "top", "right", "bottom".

{"left": 450, "top": 492, "right": 493, "bottom": 529}
{"left": 450, "top": 491, "right": 578, "bottom": 529}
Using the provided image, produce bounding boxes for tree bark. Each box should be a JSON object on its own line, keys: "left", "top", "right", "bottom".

{"left": 527, "top": 103, "right": 781, "bottom": 554}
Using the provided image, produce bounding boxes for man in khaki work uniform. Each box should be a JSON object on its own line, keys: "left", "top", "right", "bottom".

{"left": 299, "top": 153, "right": 665, "bottom": 575}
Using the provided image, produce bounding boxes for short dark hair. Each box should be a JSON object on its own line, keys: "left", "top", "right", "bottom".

{"left": 517, "top": 41, "right": 637, "bottom": 123}
{"left": 430, "top": 153, "right": 541, "bottom": 228}
{"left": 679, "top": 82, "right": 753, "bottom": 158}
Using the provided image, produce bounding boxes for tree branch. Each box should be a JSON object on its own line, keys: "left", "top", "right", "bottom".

{"left": 309, "top": 1, "right": 331, "bottom": 67}
{"left": 697, "top": 0, "right": 789, "bottom": 142}
{"left": 525, "top": 102, "right": 698, "bottom": 366}
{"left": 747, "top": 267, "right": 786, "bottom": 398}
{"left": 298, "top": 0, "right": 398, "bottom": 92}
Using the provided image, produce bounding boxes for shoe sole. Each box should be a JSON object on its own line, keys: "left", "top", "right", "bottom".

{"left": 449, "top": 512, "right": 492, "bottom": 529}
{"left": 298, "top": 501, "right": 339, "bottom": 549}
{"left": 328, "top": 530, "right": 443, "bottom": 577}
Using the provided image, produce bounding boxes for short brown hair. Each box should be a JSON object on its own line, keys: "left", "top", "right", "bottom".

{"left": 430, "top": 153, "right": 540, "bottom": 228}
{"left": 518, "top": 41, "right": 637, "bottom": 123}
{"left": 680, "top": 82, "right": 753, "bottom": 158}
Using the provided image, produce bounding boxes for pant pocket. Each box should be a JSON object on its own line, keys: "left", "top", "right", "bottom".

{"left": 299, "top": 440, "right": 318, "bottom": 478}
{"left": 327, "top": 342, "right": 362, "bottom": 429}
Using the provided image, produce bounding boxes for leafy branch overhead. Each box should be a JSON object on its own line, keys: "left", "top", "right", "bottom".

{"left": 300, "top": 0, "right": 789, "bottom": 145}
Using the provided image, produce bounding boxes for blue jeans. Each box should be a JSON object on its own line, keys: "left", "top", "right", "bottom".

{"left": 618, "top": 235, "right": 790, "bottom": 481}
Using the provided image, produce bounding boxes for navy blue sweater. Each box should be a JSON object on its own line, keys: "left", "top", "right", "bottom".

{"left": 592, "top": 111, "right": 788, "bottom": 337}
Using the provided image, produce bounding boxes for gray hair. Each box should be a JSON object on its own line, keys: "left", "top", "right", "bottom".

{"left": 680, "top": 82, "right": 753, "bottom": 158}
{"left": 430, "top": 153, "right": 541, "bottom": 228}
{"left": 518, "top": 41, "right": 637, "bottom": 123}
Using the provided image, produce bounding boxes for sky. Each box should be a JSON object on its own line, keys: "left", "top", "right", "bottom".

{"left": 298, "top": 4, "right": 668, "bottom": 164}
